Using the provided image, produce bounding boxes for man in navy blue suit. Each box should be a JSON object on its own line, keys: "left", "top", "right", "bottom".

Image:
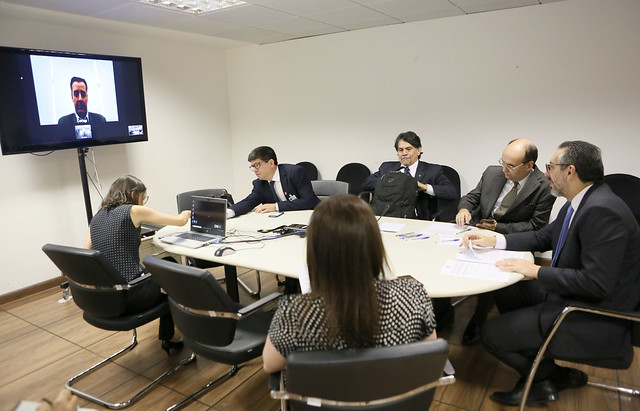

{"left": 362, "top": 131, "right": 458, "bottom": 330}
{"left": 463, "top": 141, "right": 640, "bottom": 405}
{"left": 361, "top": 131, "right": 458, "bottom": 221}
{"left": 229, "top": 146, "right": 320, "bottom": 218}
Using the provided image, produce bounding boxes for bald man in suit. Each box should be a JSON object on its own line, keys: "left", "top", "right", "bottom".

{"left": 464, "top": 141, "right": 640, "bottom": 405}
{"left": 455, "top": 139, "right": 555, "bottom": 345}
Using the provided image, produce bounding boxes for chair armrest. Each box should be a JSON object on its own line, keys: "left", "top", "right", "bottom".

{"left": 127, "top": 272, "right": 153, "bottom": 288}
{"left": 268, "top": 372, "right": 282, "bottom": 390}
{"left": 561, "top": 303, "right": 640, "bottom": 323}
{"left": 238, "top": 292, "right": 282, "bottom": 317}
{"left": 358, "top": 190, "right": 373, "bottom": 204}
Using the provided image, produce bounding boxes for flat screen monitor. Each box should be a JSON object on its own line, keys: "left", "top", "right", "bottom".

{"left": 0, "top": 46, "right": 148, "bottom": 155}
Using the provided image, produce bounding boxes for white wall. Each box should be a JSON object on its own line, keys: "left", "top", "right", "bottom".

{"left": 0, "top": 5, "right": 233, "bottom": 294}
{"left": 225, "top": 0, "right": 640, "bottom": 203}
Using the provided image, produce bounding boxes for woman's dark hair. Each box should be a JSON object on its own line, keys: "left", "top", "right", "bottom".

{"left": 305, "top": 193, "right": 387, "bottom": 347}
{"left": 100, "top": 175, "right": 146, "bottom": 209}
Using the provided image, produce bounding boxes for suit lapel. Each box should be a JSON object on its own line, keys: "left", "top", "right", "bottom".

{"left": 484, "top": 171, "right": 506, "bottom": 214}
{"left": 507, "top": 168, "right": 542, "bottom": 211}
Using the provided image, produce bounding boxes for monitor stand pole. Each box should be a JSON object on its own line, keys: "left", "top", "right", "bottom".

{"left": 77, "top": 147, "right": 93, "bottom": 225}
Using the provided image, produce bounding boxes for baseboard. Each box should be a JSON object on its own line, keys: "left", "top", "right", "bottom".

{"left": 0, "top": 277, "right": 66, "bottom": 305}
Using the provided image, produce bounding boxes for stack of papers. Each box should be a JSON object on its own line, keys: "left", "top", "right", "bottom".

{"left": 439, "top": 245, "right": 526, "bottom": 283}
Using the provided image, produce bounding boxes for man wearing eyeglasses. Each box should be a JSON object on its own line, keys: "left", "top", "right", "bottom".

{"left": 455, "top": 139, "right": 555, "bottom": 345}
{"left": 456, "top": 139, "right": 554, "bottom": 233}
{"left": 228, "top": 146, "right": 320, "bottom": 218}
{"left": 58, "top": 76, "right": 106, "bottom": 124}
{"left": 462, "top": 141, "right": 640, "bottom": 406}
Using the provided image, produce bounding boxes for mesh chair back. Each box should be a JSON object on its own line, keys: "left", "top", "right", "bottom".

{"left": 336, "top": 163, "right": 371, "bottom": 195}
{"left": 176, "top": 188, "right": 234, "bottom": 212}
{"left": 604, "top": 173, "right": 640, "bottom": 225}
{"left": 286, "top": 339, "right": 449, "bottom": 410}
{"left": 42, "top": 244, "right": 128, "bottom": 318}
{"left": 144, "top": 256, "right": 240, "bottom": 347}
{"left": 311, "top": 180, "right": 349, "bottom": 200}
{"left": 297, "top": 161, "right": 319, "bottom": 181}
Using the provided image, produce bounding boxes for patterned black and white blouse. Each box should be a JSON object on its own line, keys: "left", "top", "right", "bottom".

{"left": 90, "top": 204, "right": 143, "bottom": 282}
{"left": 268, "top": 278, "right": 436, "bottom": 357}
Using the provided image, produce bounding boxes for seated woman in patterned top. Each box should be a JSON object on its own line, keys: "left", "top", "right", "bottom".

{"left": 84, "top": 175, "right": 190, "bottom": 355}
{"left": 262, "top": 193, "right": 437, "bottom": 373}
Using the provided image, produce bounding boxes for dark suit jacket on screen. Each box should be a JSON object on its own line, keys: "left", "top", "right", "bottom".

{"left": 58, "top": 112, "right": 107, "bottom": 124}
{"left": 362, "top": 160, "right": 458, "bottom": 220}
{"left": 458, "top": 165, "right": 555, "bottom": 234}
{"left": 505, "top": 183, "right": 640, "bottom": 364}
{"left": 230, "top": 163, "right": 321, "bottom": 217}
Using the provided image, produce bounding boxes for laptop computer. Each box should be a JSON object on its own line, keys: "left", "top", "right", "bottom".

{"left": 160, "top": 196, "right": 227, "bottom": 248}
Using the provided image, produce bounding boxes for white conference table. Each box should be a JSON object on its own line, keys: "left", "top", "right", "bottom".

{"left": 153, "top": 210, "right": 530, "bottom": 301}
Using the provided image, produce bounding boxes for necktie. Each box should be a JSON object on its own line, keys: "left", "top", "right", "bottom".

{"left": 493, "top": 182, "right": 519, "bottom": 219}
{"left": 551, "top": 204, "right": 574, "bottom": 267}
{"left": 269, "top": 181, "right": 279, "bottom": 202}
{"left": 403, "top": 166, "right": 410, "bottom": 176}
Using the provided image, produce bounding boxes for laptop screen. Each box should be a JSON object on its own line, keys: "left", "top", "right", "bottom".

{"left": 190, "top": 196, "right": 227, "bottom": 236}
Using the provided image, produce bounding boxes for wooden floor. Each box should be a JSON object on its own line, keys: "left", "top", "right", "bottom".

{"left": 1, "top": 267, "right": 639, "bottom": 410}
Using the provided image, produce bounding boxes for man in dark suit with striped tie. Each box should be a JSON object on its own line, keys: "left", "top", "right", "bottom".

{"left": 462, "top": 140, "right": 640, "bottom": 405}
{"left": 228, "top": 146, "right": 320, "bottom": 218}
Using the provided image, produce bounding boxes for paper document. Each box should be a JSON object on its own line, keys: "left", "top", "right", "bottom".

{"left": 440, "top": 260, "right": 510, "bottom": 282}
{"left": 298, "top": 266, "right": 311, "bottom": 294}
{"left": 379, "top": 222, "right": 405, "bottom": 232}
{"left": 421, "top": 222, "right": 466, "bottom": 237}
{"left": 457, "top": 245, "right": 526, "bottom": 264}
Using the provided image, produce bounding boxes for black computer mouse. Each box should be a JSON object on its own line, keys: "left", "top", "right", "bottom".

{"left": 214, "top": 246, "right": 236, "bottom": 257}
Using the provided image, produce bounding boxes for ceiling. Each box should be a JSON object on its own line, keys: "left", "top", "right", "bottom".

{"left": 2, "top": 0, "right": 563, "bottom": 45}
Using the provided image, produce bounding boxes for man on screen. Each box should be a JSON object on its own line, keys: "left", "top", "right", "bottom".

{"left": 58, "top": 76, "right": 106, "bottom": 124}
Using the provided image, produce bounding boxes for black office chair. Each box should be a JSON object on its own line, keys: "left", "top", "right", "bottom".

{"left": 143, "top": 256, "right": 280, "bottom": 410}
{"left": 432, "top": 165, "right": 461, "bottom": 223}
{"left": 336, "top": 162, "right": 371, "bottom": 195}
{"left": 311, "top": 180, "right": 349, "bottom": 200}
{"left": 604, "top": 173, "right": 640, "bottom": 224}
{"left": 297, "top": 161, "right": 319, "bottom": 181}
{"left": 518, "top": 303, "right": 640, "bottom": 411}
{"left": 176, "top": 189, "right": 262, "bottom": 299}
{"left": 270, "top": 339, "right": 454, "bottom": 410}
{"left": 41, "top": 244, "right": 195, "bottom": 409}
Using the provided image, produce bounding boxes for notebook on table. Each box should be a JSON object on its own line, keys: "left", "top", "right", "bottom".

{"left": 160, "top": 196, "right": 227, "bottom": 248}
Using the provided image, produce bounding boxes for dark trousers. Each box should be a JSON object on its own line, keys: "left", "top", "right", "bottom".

{"left": 481, "top": 281, "right": 561, "bottom": 380}
{"left": 125, "top": 279, "right": 175, "bottom": 341}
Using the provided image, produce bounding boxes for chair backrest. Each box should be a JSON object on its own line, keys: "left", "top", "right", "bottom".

{"left": 336, "top": 163, "right": 371, "bottom": 195}
{"left": 603, "top": 173, "right": 640, "bottom": 225}
{"left": 285, "top": 339, "right": 450, "bottom": 410}
{"left": 297, "top": 161, "right": 319, "bottom": 181}
{"left": 176, "top": 188, "right": 234, "bottom": 213}
{"left": 433, "top": 165, "right": 461, "bottom": 222}
{"left": 42, "top": 243, "right": 128, "bottom": 318}
{"left": 311, "top": 180, "right": 349, "bottom": 200}
{"left": 143, "top": 256, "right": 240, "bottom": 346}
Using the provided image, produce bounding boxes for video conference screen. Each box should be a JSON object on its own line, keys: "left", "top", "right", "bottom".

{"left": 0, "top": 46, "right": 148, "bottom": 155}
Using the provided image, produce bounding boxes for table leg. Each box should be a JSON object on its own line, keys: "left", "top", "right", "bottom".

{"left": 224, "top": 264, "right": 239, "bottom": 302}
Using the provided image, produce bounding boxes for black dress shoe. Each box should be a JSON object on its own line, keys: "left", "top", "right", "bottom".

{"left": 551, "top": 367, "right": 588, "bottom": 392}
{"left": 462, "top": 321, "right": 481, "bottom": 346}
{"left": 490, "top": 378, "right": 558, "bottom": 406}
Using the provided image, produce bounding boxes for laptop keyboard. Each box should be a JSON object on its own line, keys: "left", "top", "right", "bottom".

{"left": 176, "top": 232, "right": 215, "bottom": 242}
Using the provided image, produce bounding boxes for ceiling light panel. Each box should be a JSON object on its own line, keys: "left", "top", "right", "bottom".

{"left": 137, "top": 0, "right": 246, "bottom": 15}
